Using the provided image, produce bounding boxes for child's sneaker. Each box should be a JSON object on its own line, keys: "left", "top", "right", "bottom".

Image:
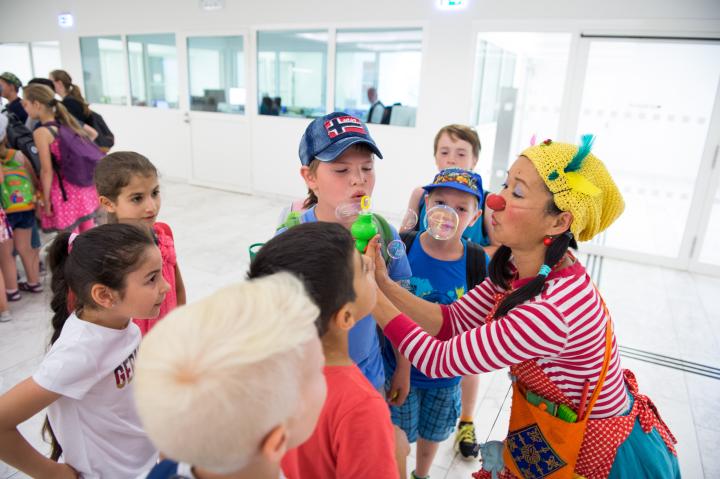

{"left": 411, "top": 471, "right": 429, "bottom": 479}
{"left": 455, "top": 421, "right": 480, "bottom": 460}
{"left": 0, "top": 311, "right": 11, "bottom": 322}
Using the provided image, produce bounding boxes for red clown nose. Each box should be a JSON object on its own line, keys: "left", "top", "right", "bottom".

{"left": 486, "top": 193, "right": 506, "bottom": 211}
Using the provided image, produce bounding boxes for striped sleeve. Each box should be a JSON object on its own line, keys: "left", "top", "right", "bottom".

{"left": 384, "top": 300, "right": 570, "bottom": 377}
{"left": 436, "top": 277, "right": 502, "bottom": 339}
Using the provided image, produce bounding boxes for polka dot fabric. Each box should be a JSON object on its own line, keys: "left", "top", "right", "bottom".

{"left": 0, "top": 209, "right": 11, "bottom": 243}
{"left": 39, "top": 138, "right": 99, "bottom": 233}
{"left": 473, "top": 368, "right": 677, "bottom": 479}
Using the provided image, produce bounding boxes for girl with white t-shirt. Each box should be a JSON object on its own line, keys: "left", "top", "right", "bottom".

{"left": 0, "top": 223, "right": 170, "bottom": 478}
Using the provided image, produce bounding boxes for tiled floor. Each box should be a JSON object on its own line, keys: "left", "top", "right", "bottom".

{"left": 1, "top": 181, "right": 719, "bottom": 478}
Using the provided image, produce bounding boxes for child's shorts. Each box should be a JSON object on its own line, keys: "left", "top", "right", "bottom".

{"left": 7, "top": 210, "right": 35, "bottom": 230}
{"left": 387, "top": 382, "right": 461, "bottom": 443}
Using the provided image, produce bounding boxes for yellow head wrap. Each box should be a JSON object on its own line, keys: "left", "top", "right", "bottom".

{"left": 520, "top": 136, "right": 625, "bottom": 242}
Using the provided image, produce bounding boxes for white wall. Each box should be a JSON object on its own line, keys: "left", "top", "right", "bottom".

{"left": 2, "top": 0, "right": 719, "bottom": 214}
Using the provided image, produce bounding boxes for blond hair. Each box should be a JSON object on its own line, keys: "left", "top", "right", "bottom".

{"left": 22, "top": 84, "right": 87, "bottom": 138}
{"left": 134, "top": 272, "right": 320, "bottom": 473}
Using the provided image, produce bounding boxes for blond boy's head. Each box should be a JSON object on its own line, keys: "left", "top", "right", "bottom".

{"left": 134, "top": 273, "right": 326, "bottom": 474}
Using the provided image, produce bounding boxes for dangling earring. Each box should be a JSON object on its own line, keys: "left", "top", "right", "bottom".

{"left": 543, "top": 235, "right": 554, "bottom": 247}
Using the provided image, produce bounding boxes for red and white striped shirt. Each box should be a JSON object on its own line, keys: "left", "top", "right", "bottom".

{"left": 384, "top": 261, "right": 629, "bottom": 419}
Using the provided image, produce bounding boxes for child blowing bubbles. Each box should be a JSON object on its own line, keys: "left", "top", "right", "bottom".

{"left": 280, "top": 112, "right": 411, "bottom": 391}
{"left": 385, "top": 169, "right": 490, "bottom": 479}
{"left": 135, "top": 273, "right": 326, "bottom": 479}
{"left": 249, "top": 222, "right": 399, "bottom": 479}
{"left": 0, "top": 224, "right": 168, "bottom": 479}
{"left": 95, "top": 151, "right": 186, "bottom": 335}
{"left": 402, "top": 125, "right": 495, "bottom": 459}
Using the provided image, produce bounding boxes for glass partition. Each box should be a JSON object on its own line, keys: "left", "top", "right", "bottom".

{"left": 335, "top": 28, "right": 422, "bottom": 126}
{"left": 257, "top": 30, "right": 328, "bottom": 118}
{"left": 80, "top": 36, "right": 127, "bottom": 105}
{"left": 188, "top": 36, "right": 245, "bottom": 114}
{"left": 127, "top": 33, "right": 178, "bottom": 108}
{"left": 31, "top": 41, "right": 61, "bottom": 79}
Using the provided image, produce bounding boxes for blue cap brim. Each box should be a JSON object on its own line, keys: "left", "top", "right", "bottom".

{"left": 423, "top": 182, "right": 483, "bottom": 203}
{"left": 315, "top": 136, "right": 383, "bottom": 162}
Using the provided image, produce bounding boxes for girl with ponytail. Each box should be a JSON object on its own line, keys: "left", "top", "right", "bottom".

{"left": 50, "top": 69, "right": 91, "bottom": 121}
{"left": 22, "top": 84, "right": 100, "bottom": 233}
{"left": 370, "top": 137, "right": 680, "bottom": 478}
{"left": 0, "top": 223, "right": 169, "bottom": 478}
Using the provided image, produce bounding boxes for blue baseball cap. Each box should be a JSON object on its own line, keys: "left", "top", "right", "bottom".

{"left": 298, "top": 112, "right": 383, "bottom": 166}
{"left": 423, "top": 168, "right": 484, "bottom": 205}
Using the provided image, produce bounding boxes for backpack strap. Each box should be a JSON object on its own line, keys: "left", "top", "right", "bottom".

{"left": 465, "top": 240, "right": 488, "bottom": 290}
{"left": 413, "top": 196, "right": 424, "bottom": 232}
{"left": 399, "top": 230, "right": 418, "bottom": 255}
{"left": 42, "top": 120, "right": 60, "bottom": 133}
{"left": 41, "top": 122, "right": 68, "bottom": 202}
{"left": 372, "top": 213, "right": 395, "bottom": 265}
{"left": 275, "top": 210, "right": 303, "bottom": 232}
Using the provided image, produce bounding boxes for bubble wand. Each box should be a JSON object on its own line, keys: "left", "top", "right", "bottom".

{"left": 350, "top": 196, "right": 378, "bottom": 253}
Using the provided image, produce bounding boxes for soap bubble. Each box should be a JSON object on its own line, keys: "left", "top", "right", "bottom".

{"left": 400, "top": 209, "right": 419, "bottom": 231}
{"left": 335, "top": 202, "right": 363, "bottom": 221}
{"left": 386, "top": 239, "right": 406, "bottom": 259}
{"left": 424, "top": 205, "right": 459, "bottom": 240}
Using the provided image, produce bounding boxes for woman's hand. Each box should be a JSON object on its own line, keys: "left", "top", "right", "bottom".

{"left": 387, "top": 364, "right": 411, "bottom": 406}
{"left": 43, "top": 202, "right": 53, "bottom": 217}
{"left": 365, "top": 235, "right": 391, "bottom": 291}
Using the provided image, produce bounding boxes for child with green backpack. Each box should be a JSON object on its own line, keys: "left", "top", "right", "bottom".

{"left": 0, "top": 114, "right": 42, "bottom": 307}
{"left": 274, "top": 112, "right": 412, "bottom": 393}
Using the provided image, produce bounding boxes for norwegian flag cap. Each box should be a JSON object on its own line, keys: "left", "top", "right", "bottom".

{"left": 299, "top": 111, "right": 383, "bottom": 166}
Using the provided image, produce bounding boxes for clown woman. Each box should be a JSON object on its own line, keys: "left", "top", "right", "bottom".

{"left": 370, "top": 136, "right": 679, "bottom": 479}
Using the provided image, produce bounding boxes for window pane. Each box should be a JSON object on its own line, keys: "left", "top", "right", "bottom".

{"left": 31, "top": 41, "right": 61, "bottom": 78}
{"left": 335, "top": 28, "right": 422, "bottom": 127}
{"left": 257, "top": 30, "right": 327, "bottom": 118}
{"left": 0, "top": 43, "right": 32, "bottom": 87}
{"left": 471, "top": 33, "right": 571, "bottom": 192}
{"left": 188, "top": 36, "right": 245, "bottom": 114}
{"left": 127, "top": 33, "right": 178, "bottom": 108}
{"left": 80, "top": 36, "right": 127, "bottom": 105}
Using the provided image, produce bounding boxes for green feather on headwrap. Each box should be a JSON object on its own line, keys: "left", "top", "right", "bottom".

{"left": 546, "top": 134, "right": 601, "bottom": 197}
{"left": 565, "top": 134, "right": 595, "bottom": 173}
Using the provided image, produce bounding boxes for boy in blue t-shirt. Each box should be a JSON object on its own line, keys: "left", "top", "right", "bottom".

{"left": 276, "top": 112, "right": 412, "bottom": 391}
{"left": 382, "top": 168, "right": 489, "bottom": 479}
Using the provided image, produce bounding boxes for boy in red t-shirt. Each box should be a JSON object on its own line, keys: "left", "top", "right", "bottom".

{"left": 249, "top": 222, "right": 400, "bottom": 479}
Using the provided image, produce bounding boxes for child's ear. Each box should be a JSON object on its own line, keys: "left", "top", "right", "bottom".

{"left": 468, "top": 206, "right": 482, "bottom": 227}
{"left": 98, "top": 195, "right": 117, "bottom": 213}
{"left": 300, "top": 166, "right": 318, "bottom": 192}
{"left": 331, "top": 304, "right": 356, "bottom": 332}
{"left": 89, "top": 284, "right": 120, "bottom": 310}
{"left": 260, "top": 425, "right": 288, "bottom": 464}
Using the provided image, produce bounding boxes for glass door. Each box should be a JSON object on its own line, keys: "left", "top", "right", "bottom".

{"left": 573, "top": 39, "right": 720, "bottom": 264}
{"left": 185, "top": 34, "right": 251, "bottom": 192}
{"left": 471, "top": 32, "right": 573, "bottom": 192}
